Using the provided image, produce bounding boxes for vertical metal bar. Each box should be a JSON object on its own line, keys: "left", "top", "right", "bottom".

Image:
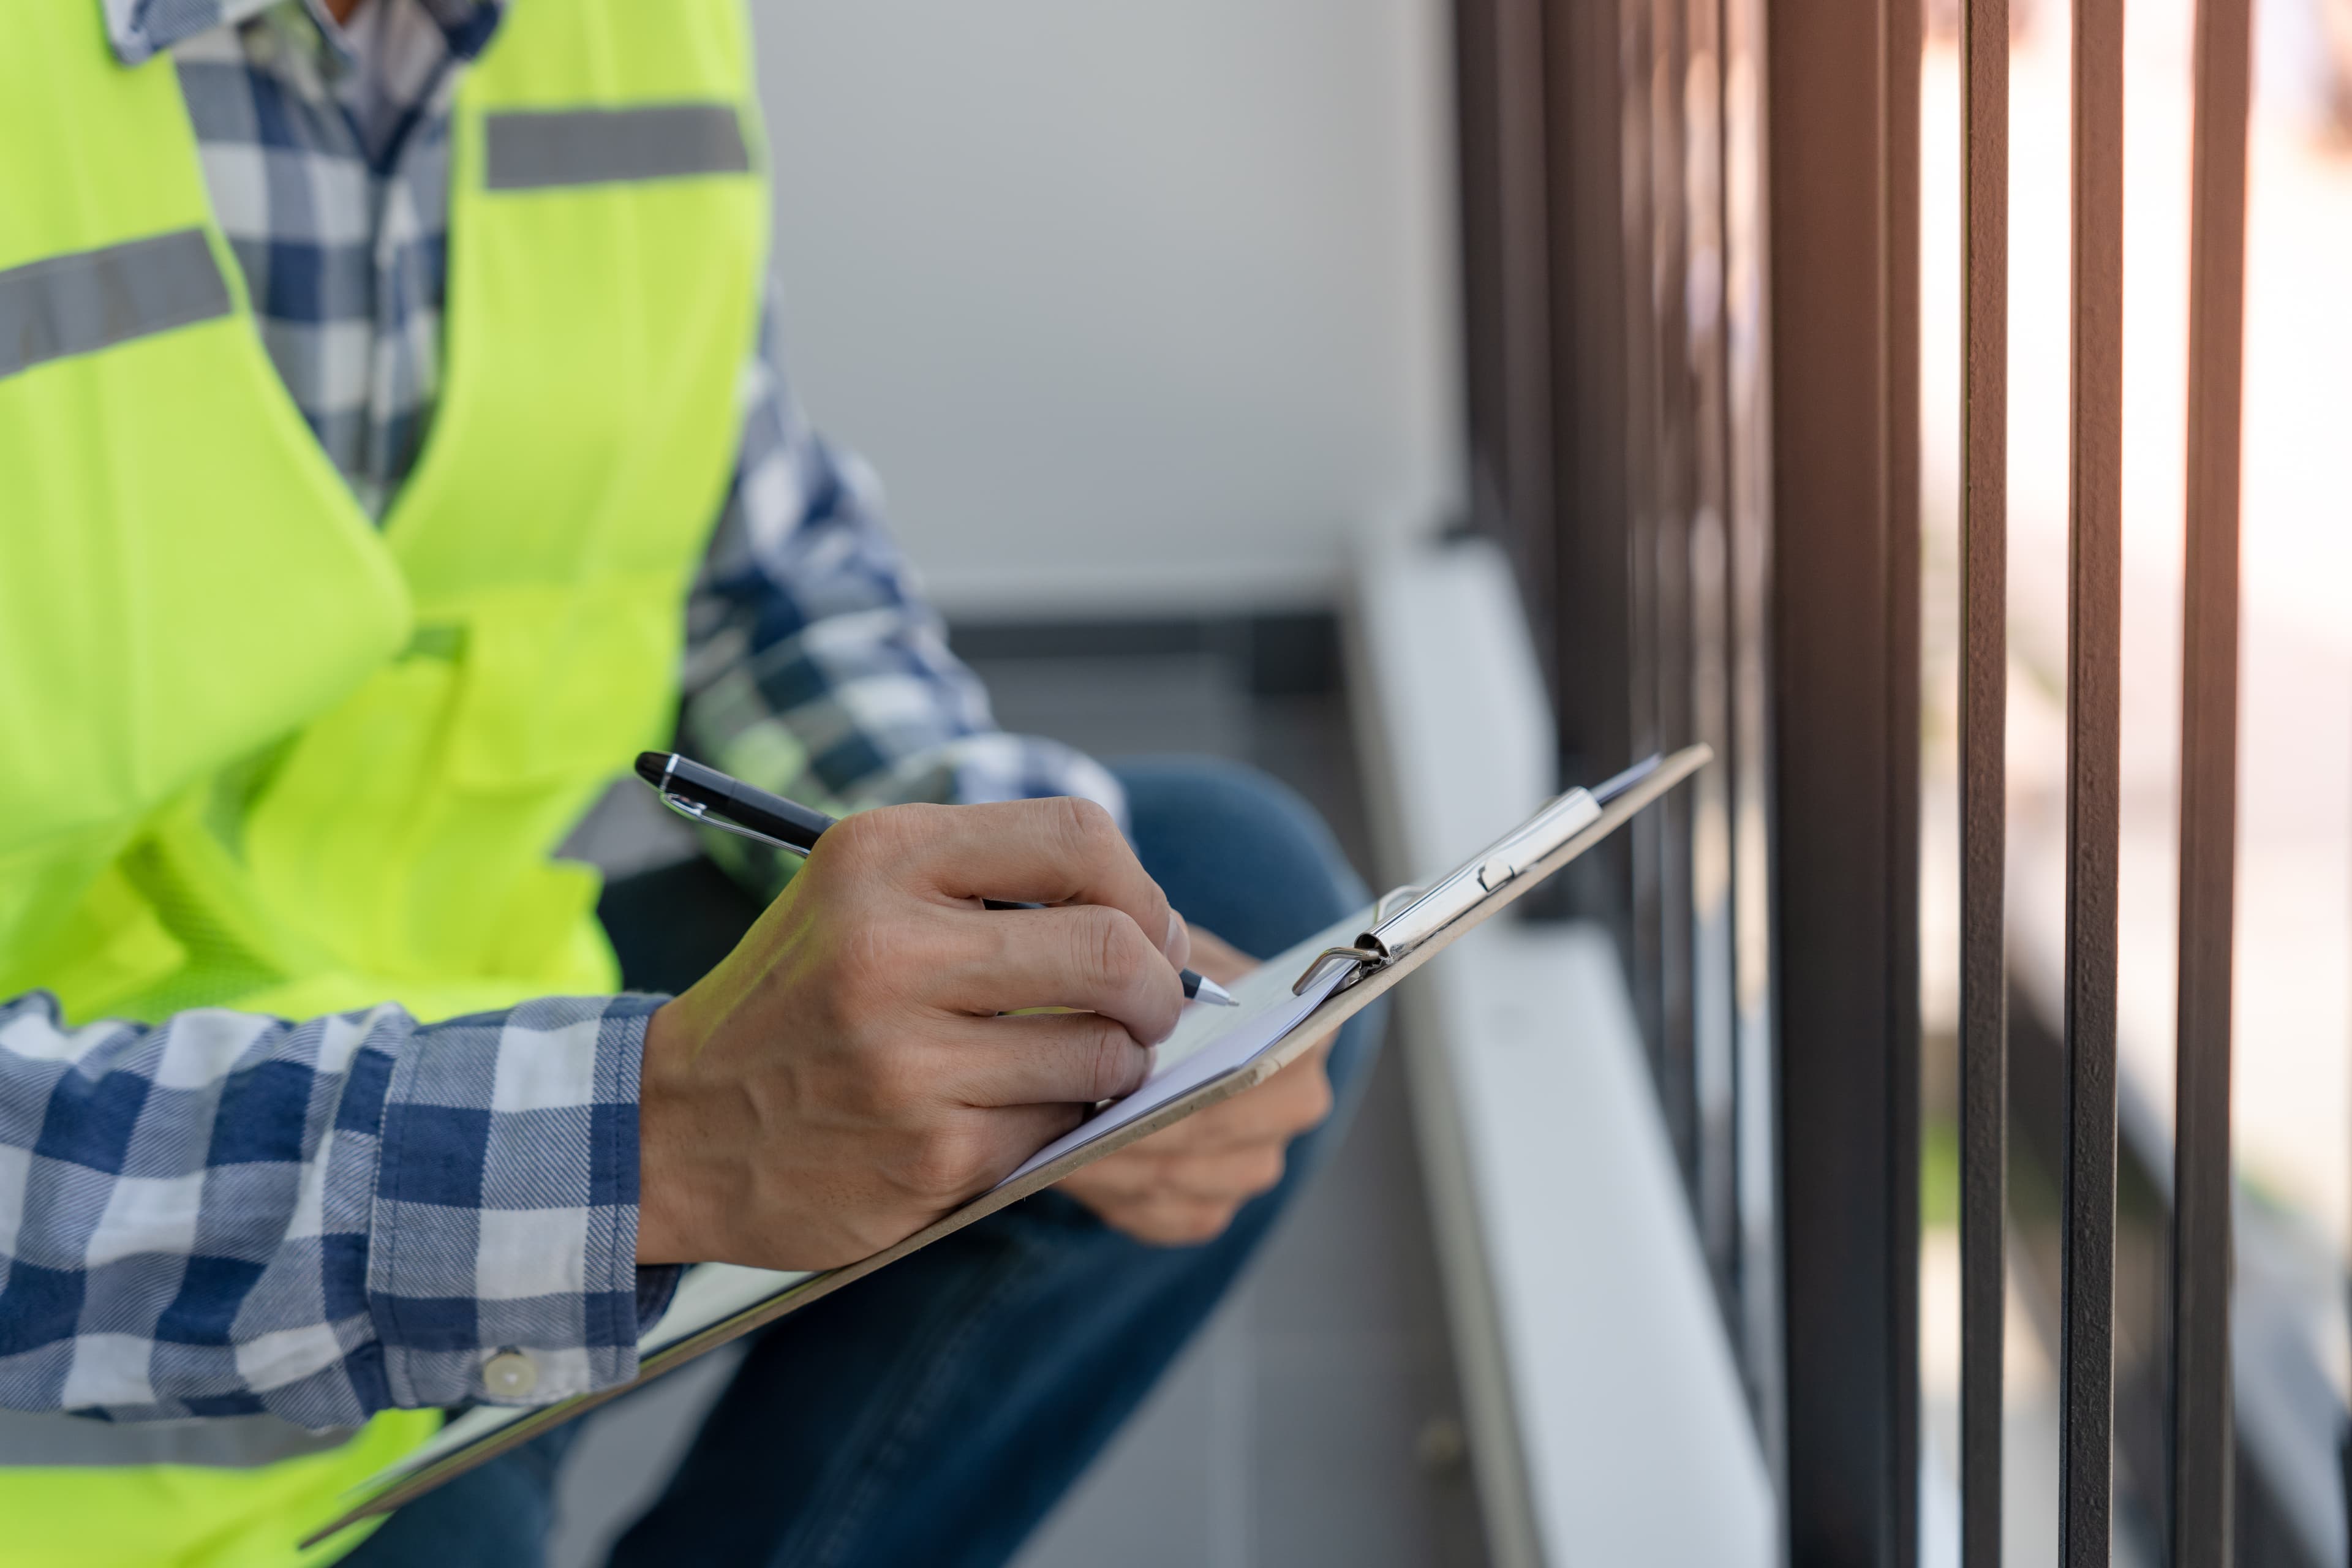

{"left": 1545, "top": 0, "right": 1642, "bottom": 956}
{"left": 1766, "top": 0, "right": 1921, "bottom": 1552}
{"left": 1647, "top": 0, "right": 1703, "bottom": 1200}
{"left": 1623, "top": 0, "right": 1671, "bottom": 1092}
{"left": 1721, "top": 0, "right": 1784, "bottom": 1471}
{"left": 2060, "top": 0, "right": 2125, "bottom": 1557}
{"left": 1958, "top": 0, "right": 2010, "bottom": 1559}
{"left": 1450, "top": 0, "right": 1558, "bottom": 668}
{"left": 2170, "top": 0, "right": 2253, "bottom": 1555}
{"left": 1684, "top": 0, "right": 1741, "bottom": 1302}
{"left": 1627, "top": 0, "right": 1684, "bottom": 1142}
{"left": 1885, "top": 6, "right": 1924, "bottom": 1561}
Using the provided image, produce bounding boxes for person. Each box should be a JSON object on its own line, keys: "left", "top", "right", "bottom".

{"left": 0, "top": 1, "right": 1383, "bottom": 1564}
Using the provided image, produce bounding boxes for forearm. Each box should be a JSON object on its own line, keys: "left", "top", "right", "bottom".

{"left": 0, "top": 990, "right": 674, "bottom": 1427}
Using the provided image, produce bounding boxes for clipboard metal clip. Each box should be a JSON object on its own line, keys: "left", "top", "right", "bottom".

{"left": 1291, "top": 943, "right": 1384, "bottom": 997}
{"left": 1290, "top": 883, "right": 1425, "bottom": 996}
{"left": 1291, "top": 780, "right": 1609, "bottom": 996}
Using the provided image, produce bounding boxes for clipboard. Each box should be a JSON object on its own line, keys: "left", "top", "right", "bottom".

{"left": 307, "top": 742, "right": 1710, "bottom": 1547}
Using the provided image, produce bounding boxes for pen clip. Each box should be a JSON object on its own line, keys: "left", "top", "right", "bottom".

{"left": 655, "top": 790, "right": 812, "bottom": 859}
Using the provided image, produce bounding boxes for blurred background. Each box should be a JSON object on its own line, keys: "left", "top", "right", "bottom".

{"left": 553, "top": 1, "right": 2351, "bottom": 1563}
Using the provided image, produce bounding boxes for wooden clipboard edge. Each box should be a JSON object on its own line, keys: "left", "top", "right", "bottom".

{"left": 307, "top": 743, "right": 1710, "bottom": 1545}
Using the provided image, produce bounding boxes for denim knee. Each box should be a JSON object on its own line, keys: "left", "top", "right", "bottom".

{"left": 1106, "top": 755, "right": 1384, "bottom": 1115}
{"left": 1109, "top": 756, "right": 1370, "bottom": 963}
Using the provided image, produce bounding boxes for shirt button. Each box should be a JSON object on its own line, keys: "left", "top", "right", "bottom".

{"left": 481, "top": 1351, "right": 538, "bottom": 1398}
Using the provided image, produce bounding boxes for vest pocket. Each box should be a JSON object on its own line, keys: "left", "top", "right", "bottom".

{"left": 240, "top": 576, "right": 677, "bottom": 989}
{"left": 443, "top": 576, "right": 678, "bottom": 792}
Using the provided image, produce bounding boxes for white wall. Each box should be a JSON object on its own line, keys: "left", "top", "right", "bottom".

{"left": 748, "top": 0, "right": 1464, "bottom": 616}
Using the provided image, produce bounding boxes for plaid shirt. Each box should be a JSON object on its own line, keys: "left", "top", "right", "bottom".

{"left": 0, "top": 0, "right": 1119, "bottom": 1428}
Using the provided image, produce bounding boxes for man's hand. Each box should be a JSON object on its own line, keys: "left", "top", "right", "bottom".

{"left": 636, "top": 797, "right": 1191, "bottom": 1271}
{"left": 1058, "top": 927, "right": 1338, "bottom": 1246}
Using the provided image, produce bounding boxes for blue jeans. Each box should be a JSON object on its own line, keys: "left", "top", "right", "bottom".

{"left": 344, "top": 757, "right": 1384, "bottom": 1568}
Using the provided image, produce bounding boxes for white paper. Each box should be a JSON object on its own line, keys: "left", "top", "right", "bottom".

{"left": 643, "top": 1262, "right": 815, "bottom": 1354}
{"left": 1000, "top": 963, "right": 1351, "bottom": 1184}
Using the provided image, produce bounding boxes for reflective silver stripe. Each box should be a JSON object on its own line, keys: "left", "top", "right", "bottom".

{"left": 0, "top": 1409, "right": 358, "bottom": 1469}
{"left": 0, "top": 228, "right": 232, "bottom": 383}
{"left": 483, "top": 103, "right": 751, "bottom": 190}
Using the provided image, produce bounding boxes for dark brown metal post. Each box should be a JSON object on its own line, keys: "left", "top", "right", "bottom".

{"left": 1642, "top": 0, "right": 1703, "bottom": 1205}
{"left": 1681, "top": 0, "right": 1741, "bottom": 1294}
{"left": 1621, "top": 0, "right": 1672, "bottom": 1089}
{"left": 1542, "top": 0, "right": 1648, "bottom": 1005}
{"left": 1452, "top": 0, "right": 1558, "bottom": 667}
{"left": 1958, "top": 0, "right": 2010, "bottom": 1562}
{"left": 1767, "top": 0, "right": 1922, "bottom": 1555}
{"left": 2171, "top": 0, "right": 2254, "bottom": 1558}
{"left": 1886, "top": 7, "right": 1924, "bottom": 1558}
{"left": 2061, "top": 0, "right": 2125, "bottom": 1559}
{"left": 1544, "top": 0, "right": 1635, "bottom": 800}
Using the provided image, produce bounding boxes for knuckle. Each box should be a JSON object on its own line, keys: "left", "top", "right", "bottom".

{"left": 1295, "top": 1069, "right": 1335, "bottom": 1127}
{"left": 830, "top": 910, "right": 954, "bottom": 1006}
{"left": 978, "top": 911, "right": 1023, "bottom": 970}
{"left": 1041, "top": 794, "right": 1094, "bottom": 860}
{"left": 903, "top": 1124, "right": 984, "bottom": 1203}
{"left": 1054, "top": 794, "right": 1120, "bottom": 856}
{"left": 824, "top": 804, "right": 941, "bottom": 885}
{"left": 1071, "top": 905, "right": 1134, "bottom": 992}
{"left": 1244, "top": 1147, "right": 1287, "bottom": 1194}
{"left": 903, "top": 910, "right": 977, "bottom": 988}
{"left": 865, "top": 1052, "right": 930, "bottom": 1118}
{"left": 1085, "top": 1020, "right": 1145, "bottom": 1099}
{"left": 816, "top": 805, "right": 892, "bottom": 869}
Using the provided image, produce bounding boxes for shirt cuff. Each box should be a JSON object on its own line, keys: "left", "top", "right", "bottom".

{"left": 366, "top": 995, "right": 664, "bottom": 1409}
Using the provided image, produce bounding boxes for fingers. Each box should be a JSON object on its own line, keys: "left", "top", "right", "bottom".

{"left": 1075, "top": 1141, "right": 1289, "bottom": 1207}
{"left": 1054, "top": 1046, "right": 1338, "bottom": 1247}
{"left": 879, "top": 798, "right": 1183, "bottom": 965}
{"left": 937, "top": 1011, "right": 1155, "bottom": 1107}
{"left": 963, "top": 1102, "right": 1091, "bottom": 1188}
{"left": 1115, "top": 1047, "right": 1335, "bottom": 1154}
{"left": 935, "top": 902, "right": 1186, "bottom": 1044}
{"left": 1164, "top": 908, "right": 1192, "bottom": 975}
{"left": 1095, "top": 1195, "right": 1245, "bottom": 1248}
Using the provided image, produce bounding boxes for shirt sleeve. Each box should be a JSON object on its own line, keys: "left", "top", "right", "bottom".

{"left": 679, "top": 287, "right": 1126, "bottom": 900}
{"left": 0, "top": 989, "right": 671, "bottom": 1428}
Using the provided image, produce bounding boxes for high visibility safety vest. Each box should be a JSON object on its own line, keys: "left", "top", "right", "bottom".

{"left": 0, "top": 0, "right": 767, "bottom": 1558}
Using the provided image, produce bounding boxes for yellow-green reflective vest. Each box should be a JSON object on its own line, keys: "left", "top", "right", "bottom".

{"left": 0, "top": 0, "right": 767, "bottom": 1557}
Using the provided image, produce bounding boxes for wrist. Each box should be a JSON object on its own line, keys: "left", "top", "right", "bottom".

{"left": 635, "top": 998, "right": 708, "bottom": 1265}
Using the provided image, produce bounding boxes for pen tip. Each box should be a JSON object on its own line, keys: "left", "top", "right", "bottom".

{"left": 1193, "top": 976, "right": 1240, "bottom": 1008}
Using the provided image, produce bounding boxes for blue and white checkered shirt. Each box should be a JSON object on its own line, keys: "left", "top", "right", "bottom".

{"left": 0, "top": 0, "right": 1120, "bottom": 1428}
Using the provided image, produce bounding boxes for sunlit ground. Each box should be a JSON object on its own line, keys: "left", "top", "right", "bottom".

{"left": 1917, "top": 0, "right": 2352, "bottom": 1559}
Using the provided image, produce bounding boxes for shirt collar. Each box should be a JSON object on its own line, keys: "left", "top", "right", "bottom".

{"left": 102, "top": 0, "right": 503, "bottom": 68}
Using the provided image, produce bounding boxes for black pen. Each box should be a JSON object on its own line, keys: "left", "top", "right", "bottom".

{"left": 635, "top": 751, "right": 1238, "bottom": 1007}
